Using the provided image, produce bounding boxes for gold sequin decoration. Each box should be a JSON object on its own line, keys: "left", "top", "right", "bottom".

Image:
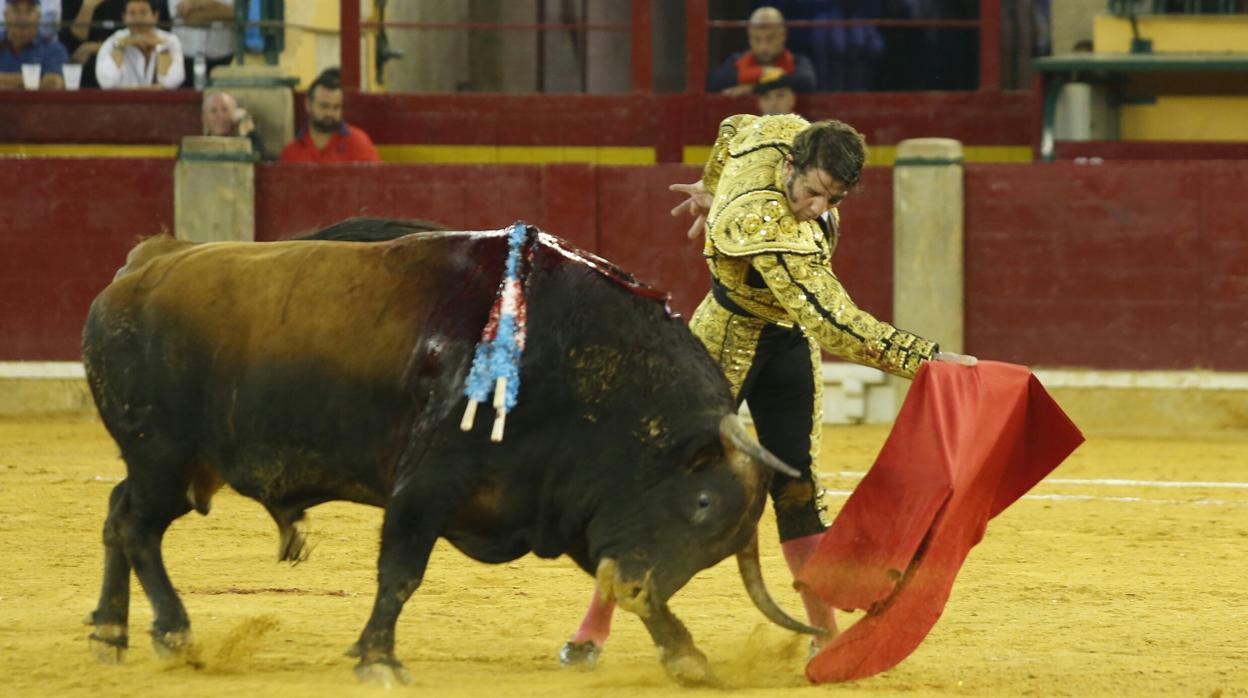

{"left": 689, "top": 296, "right": 764, "bottom": 398}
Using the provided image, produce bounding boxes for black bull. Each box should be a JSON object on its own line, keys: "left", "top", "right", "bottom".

{"left": 82, "top": 222, "right": 822, "bottom": 685}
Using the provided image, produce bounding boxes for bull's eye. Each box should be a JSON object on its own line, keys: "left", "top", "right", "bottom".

{"left": 696, "top": 492, "right": 712, "bottom": 509}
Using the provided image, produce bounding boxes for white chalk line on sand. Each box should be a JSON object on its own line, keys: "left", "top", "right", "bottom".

{"left": 821, "top": 471, "right": 1248, "bottom": 489}
{"left": 1046, "top": 477, "right": 1248, "bottom": 489}
{"left": 817, "top": 472, "right": 1248, "bottom": 507}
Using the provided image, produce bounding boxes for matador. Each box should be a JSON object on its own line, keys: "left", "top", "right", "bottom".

{"left": 561, "top": 114, "right": 971, "bottom": 667}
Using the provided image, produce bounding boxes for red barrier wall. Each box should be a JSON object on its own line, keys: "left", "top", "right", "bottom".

{"left": 0, "top": 91, "right": 200, "bottom": 145}
{"left": 0, "top": 158, "right": 175, "bottom": 360}
{"left": 4, "top": 158, "right": 1246, "bottom": 371}
{"left": 253, "top": 163, "right": 895, "bottom": 326}
{"left": 253, "top": 163, "right": 717, "bottom": 319}
{"left": 965, "top": 161, "right": 1248, "bottom": 370}
{"left": 4, "top": 91, "right": 1036, "bottom": 160}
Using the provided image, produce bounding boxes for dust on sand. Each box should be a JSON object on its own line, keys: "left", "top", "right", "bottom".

{"left": 1, "top": 417, "right": 1245, "bottom": 697}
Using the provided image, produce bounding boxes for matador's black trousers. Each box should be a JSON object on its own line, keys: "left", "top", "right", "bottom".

{"left": 690, "top": 293, "right": 826, "bottom": 543}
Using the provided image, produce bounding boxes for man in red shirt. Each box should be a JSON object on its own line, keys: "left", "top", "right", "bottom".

{"left": 280, "top": 67, "right": 380, "bottom": 163}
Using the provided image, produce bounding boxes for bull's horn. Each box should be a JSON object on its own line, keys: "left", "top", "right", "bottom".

{"left": 719, "top": 414, "right": 801, "bottom": 478}
{"left": 736, "top": 532, "right": 829, "bottom": 637}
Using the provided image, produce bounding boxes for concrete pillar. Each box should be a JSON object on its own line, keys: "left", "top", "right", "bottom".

{"left": 208, "top": 64, "right": 297, "bottom": 162}
{"left": 892, "top": 138, "right": 965, "bottom": 410}
{"left": 175, "top": 136, "right": 254, "bottom": 243}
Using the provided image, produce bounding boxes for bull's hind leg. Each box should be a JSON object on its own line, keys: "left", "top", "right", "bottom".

{"left": 640, "top": 604, "right": 714, "bottom": 686}
{"left": 87, "top": 481, "right": 132, "bottom": 663}
{"left": 106, "top": 438, "right": 198, "bottom": 662}
{"left": 560, "top": 548, "right": 616, "bottom": 669}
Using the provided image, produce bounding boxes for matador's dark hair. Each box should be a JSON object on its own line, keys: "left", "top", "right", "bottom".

{"left": 789, "top": 119, "right": 867, "bottom": 189}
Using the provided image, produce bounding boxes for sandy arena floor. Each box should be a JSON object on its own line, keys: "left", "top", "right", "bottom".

{"left": 0, "top": 416, "right": 1244, "bottom": 697}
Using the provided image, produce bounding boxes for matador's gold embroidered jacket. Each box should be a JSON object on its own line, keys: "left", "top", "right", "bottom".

{"left": 697, "top": 113, "right": 937, "bottom": 378}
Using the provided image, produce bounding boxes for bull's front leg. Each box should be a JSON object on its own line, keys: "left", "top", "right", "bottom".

{"left": 639, "top": 603, "right": 715, "bottom": 686}
{"left": 350, "top": 484, "right": 458, "bottom": 686}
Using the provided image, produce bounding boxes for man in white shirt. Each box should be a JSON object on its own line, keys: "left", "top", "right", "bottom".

{"left": 171, "top": 0, "right": 233, "bottom": 88}
{"left": 96, "top": 0, "right": 182, "bottom": 89}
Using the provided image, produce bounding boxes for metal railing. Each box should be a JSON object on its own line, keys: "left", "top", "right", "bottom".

{"left": 1110, "top": 0, "right": 1247, "bottom": 14}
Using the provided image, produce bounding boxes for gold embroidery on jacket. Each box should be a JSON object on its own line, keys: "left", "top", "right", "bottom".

{"left": 751, "top": 253, "right": 936, "bottom": 378}
{"left": 689, "top": 296, "right": 765, "bottom": 397}
{"left": 692, "top": 115, "right": 936, "bottom": 379}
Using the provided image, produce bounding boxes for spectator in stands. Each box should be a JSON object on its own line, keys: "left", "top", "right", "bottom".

{"left": 811, "top": 0, "right": 885, "bottom": 91}
{"left": 171, "top": 0, "right": 232, "bottom": 89}
{"left": 61, "top": 0, "right": 170, "bottom": 89}
{"left": 35, "top": 0, "right": 56, "bottom": 39}
{"left": 0, "top": 0, "right": 67, "bottom": 89}
{"left": 756, "top": 80, "right": 798, "bottom": 116}
{"left": 707, "top": 6, "right": 816, "bottom": 97}
{"left": 280, "top": 67, "right": 381, "bottom": 163}
{"left": 202, "top": 90, "right": 264, "bottom": 159}
{"left": 96, "top": 0, "right": 181, "bottom": 88}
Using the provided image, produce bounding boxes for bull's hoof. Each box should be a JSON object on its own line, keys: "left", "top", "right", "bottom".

{"left": 662, "top": 651, "right": 715, "bottom": 686}
{"left": 355, "top": 658, "right": 412, "bottom": 687}
{"left": 558, "top": 640, "right": 601, "bottom": 670}
{"left": 151, "top": 629, "right": 192, "bottom": 657}
{"left": 151, "top": 629, "right": 203, "bottom": 668}
{"left": 88, "top": 624, "right": 128, "bottom": 665}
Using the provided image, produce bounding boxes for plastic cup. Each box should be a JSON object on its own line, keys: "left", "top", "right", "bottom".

{"left": 21, "top": 63, "right": 41, "bottom": 90}
{"left": 63, "top": 63, "right": 83, "bottom": 90}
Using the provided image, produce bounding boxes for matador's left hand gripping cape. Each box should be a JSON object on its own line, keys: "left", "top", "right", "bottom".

{"left": 700, "top": 114, "right": 937, "bottom": 378}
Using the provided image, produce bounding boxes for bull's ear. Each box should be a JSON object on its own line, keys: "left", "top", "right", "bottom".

{"left": 683, "top": 441, "right": 725, "bottom": 473}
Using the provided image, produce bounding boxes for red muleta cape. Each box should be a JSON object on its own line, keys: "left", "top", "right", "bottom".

{"left": 799, "top": 360, "right": 1084, "bottom": 683}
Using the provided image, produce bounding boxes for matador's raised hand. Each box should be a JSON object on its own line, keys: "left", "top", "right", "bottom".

{"left": 669, "top": 181, "right": 713, "bottom": 240}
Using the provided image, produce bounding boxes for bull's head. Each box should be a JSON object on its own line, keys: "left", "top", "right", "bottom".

{"left": 588, "top": 414, "right": 824, "bottom": 637}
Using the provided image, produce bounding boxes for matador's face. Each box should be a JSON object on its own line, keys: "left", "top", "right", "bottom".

{"left": 783, "top": 158, "right": 848, "bottom": 222}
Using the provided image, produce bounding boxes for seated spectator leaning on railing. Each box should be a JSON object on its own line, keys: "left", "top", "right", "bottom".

{"left": 707, "top": 5, "right": 816, "bottom": 97}
{"left": 96, "top": 0, "right": 182, "bottom": 88}
{"left": 61, "top": 0, "right": 170, "bottom": 89}
{"left": 1, "top": 0, "right": 67, "bottom": 89}
{"left": 202, "top": 90, "right": 265, "bottom": 159}
{"left": 172, "top": 0, "right": 233, "bottom": 89}
{"left": 280, "top": 67, "right": 381, "bottom": 163}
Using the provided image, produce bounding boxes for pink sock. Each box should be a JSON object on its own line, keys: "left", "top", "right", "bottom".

{"left": 781, "top": 533, "right": 837, "bottom": 638}
{"left": 571, "top": 586, "right": 616, "bottom": 646}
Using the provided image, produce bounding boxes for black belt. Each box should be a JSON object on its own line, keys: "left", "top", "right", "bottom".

{"left": 710, "top": 278, "right": 798, "bottom": 331}
{"left": 710, "top": 278, "right": 758, "bottom": 318}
